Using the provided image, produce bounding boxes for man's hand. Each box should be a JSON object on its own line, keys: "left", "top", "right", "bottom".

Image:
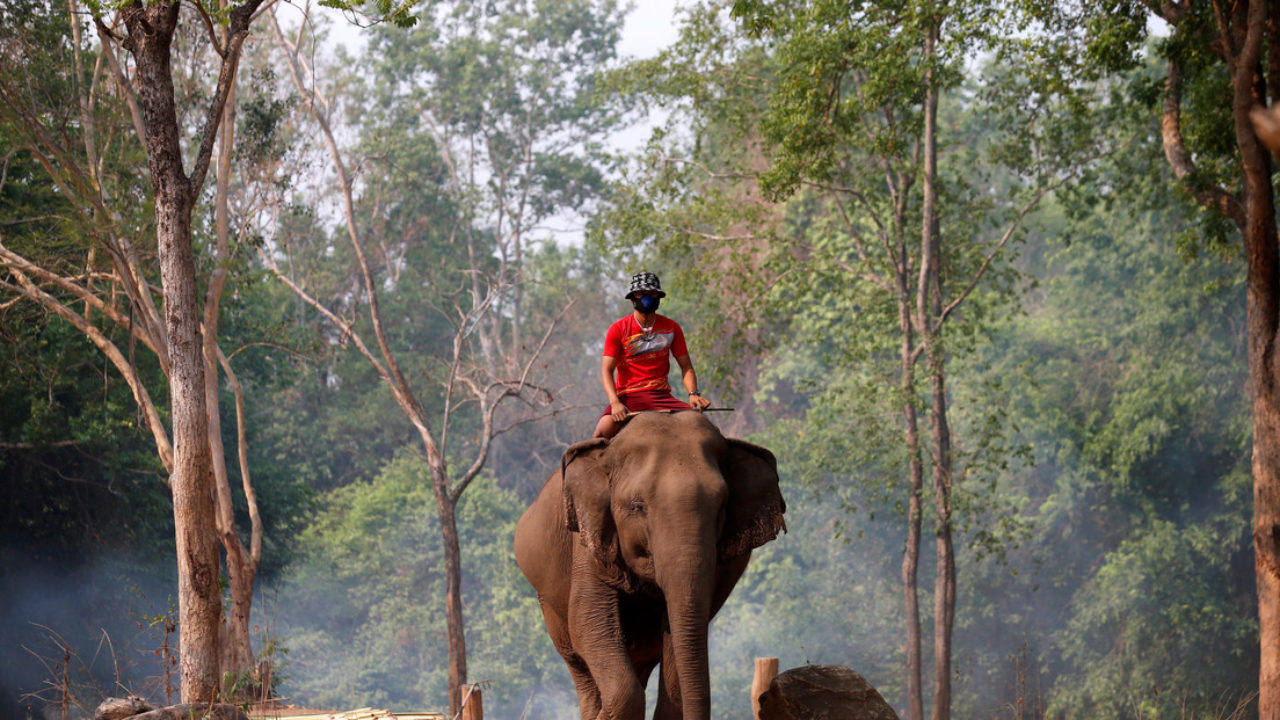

{"left": 690, "top": 393, "right": 711, "bottom": 411}
{"left": 610, "top": 400, "right": 629, "bottom": 421}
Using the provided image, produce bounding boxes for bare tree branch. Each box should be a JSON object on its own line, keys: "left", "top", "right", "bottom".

{"left": 939, "top": 178, "right": 1063, "bottom": 325}
{"left": 0, "top": 262, "right": 173, "bottom": 474}
{"left": 217, "top": 346, "right": 261, "bottom": 568}
{"left": 450, "top": 297, "right": 574, "bottom": 503}
{"left": 94, "top": 15, "right": 147, "bottom": 147}
{"left": 1161, "top": 53, "right": 1245, "bottom": 225}
{"left": 188, "top": 0, "right": 265, "bottom": 196}
{"left": 0, "top": 242, "right": 165, "bottom": 357}
{"left": 188, "top": 0, "right": 226, "bottom": 59}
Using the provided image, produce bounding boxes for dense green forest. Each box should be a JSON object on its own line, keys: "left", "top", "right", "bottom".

{"left": 0, "top": 0, "right": 1269, "bottom": 718}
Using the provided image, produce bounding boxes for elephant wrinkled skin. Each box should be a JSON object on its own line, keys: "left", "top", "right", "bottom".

{"left": 514, "top": 411, "right": 786, "bottom": 720}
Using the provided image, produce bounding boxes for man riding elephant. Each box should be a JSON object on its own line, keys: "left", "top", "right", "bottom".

{"left": 593, "top": 271, "right": 712, "bottom": 439}
{"left": 515, "top": 410, "right": 786, "bottom": 720}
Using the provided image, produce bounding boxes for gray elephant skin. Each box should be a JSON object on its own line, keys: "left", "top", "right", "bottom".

{"left": 514, "top": 411, "right": 786, "bottom": 720}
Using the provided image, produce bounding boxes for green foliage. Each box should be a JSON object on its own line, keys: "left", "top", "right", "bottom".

{"left": 0, "top": 2, "right": 169, "bottom": 565}
{"left": 2, "top": 2, "right": 1264, "bottom": 718}
{"left": 0, "top": 307, "right": 172, "bottom": 563}
{"left": 1050, "top": 517, "right": 1253, "bottom": 718}
{"left": 277, "top": 453, "right": 569, "bottom": 716}
{"left": 949, "top": 192, "right": 1255, "bottom": 716}
{"left": 706, "top": 465, "right": 909, "bottom": 717}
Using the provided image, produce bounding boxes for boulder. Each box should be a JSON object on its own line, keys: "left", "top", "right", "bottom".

{"left": 757, "top": 665, "right": 899, "bottom": 720}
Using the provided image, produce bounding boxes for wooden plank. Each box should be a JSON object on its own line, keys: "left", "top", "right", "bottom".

{"left": 250, "top": 709, "right": 446, "bottom": 720}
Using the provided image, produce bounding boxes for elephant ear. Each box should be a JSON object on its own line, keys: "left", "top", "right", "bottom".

{"left": 719, "top": 439, "right": 787, "bottom": 562}
{"left": 561, "top": 438, "right": 616, "bottom": 567}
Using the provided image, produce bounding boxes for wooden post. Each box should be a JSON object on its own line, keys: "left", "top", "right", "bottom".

{"left": 752, "top": 656, "right": 779, "bottom": 719}
{"left": 461, "top": 683, "right": 484, "bottom": 720}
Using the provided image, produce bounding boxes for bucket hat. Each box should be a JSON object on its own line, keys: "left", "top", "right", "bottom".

{"left": 625, "top": 271, "right": 666, "bottom": 299}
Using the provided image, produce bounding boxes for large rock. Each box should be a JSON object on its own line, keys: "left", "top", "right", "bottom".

{"left": 93, "top": 702, "right": 249, "bottom": 720}
{"left": 757, "top": 665, "right": 900, "bottom": 720}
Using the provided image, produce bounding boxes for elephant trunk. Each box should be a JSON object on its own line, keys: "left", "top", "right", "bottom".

{"left": 658, "top": 541, "right": 716, "bottom": 719}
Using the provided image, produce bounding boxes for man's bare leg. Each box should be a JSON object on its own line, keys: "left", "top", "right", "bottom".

{"left": 593, "top": 414, "right": 621, "bottom": 439}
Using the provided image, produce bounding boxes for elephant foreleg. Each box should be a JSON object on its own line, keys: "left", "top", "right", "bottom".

{"left": 540, "top": 597, "right": 602, "bottom": 719}
{"left": 568, "top": 568, "right": 645, "bottom": 719}
{"left": 653, "top": 628, "right": 681, "bottom": 720}
{"left": 567, "top": 655, "right": 603, "bottom": 720}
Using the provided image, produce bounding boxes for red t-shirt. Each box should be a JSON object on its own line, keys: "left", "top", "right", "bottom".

{"left": 602, "top": 314, "right": 689, "bottom": 396}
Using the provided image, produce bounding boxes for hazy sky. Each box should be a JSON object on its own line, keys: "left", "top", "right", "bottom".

{"left": 618, "top": 0, "right": 682, "bottom": 60}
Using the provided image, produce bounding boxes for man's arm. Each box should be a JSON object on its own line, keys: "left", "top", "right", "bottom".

{"left": 601, "top": 355, "right": 628, "bottom": 420}
{"left": 675, "top": 354, "right": 711, "bottom": 410}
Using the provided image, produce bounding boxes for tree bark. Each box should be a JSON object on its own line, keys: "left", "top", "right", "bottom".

{"left": 125, "top": 1, "right": 223, "bottom": 701}
{"left": 118, "top": 0, "right": 265, "bottom": 700}
{"left": 430, "top": 460, "right": 469, "bottom": 718}
{"left": 927, "top": 353, "right": 955, "bottom": 720}
{"left": 918, "top": 19, "right": 956, "bottom": 720}
{"left": 1155, "top": 1, "right": 1278, "bottom": 714}
{"left": 1234, "top": 0, "right": 1280, "bottom": 711}
{"left": 897, "top": 276, "right": 925, "bottom": 720}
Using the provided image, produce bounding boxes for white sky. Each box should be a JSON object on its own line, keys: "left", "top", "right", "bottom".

{"left": 617, "top": 0, "right": 682, "bottom": 60}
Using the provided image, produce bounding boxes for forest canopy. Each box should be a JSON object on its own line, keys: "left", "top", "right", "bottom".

{"left": 0, "top": 0, "right": 1268, "bottom": 718}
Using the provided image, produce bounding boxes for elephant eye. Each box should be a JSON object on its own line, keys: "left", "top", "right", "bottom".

{"left": 628, "top": 499, "right": 646, "bottom": 514}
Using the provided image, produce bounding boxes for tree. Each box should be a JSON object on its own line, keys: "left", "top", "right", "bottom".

{"left": 1025, "top": 0, "right": 1280, "bottom": 711}
{"left": 954, "top": 172, "right": 1256, "bottom": 714}
{"left": 260, "top": 2, "right": 622, "bottom": 711}
{"left": 600, "top": 2, "right": 1111, "bottom": 716}
{"left": 1, "top": 0, "right": 414, "bottom": 701}
{"left": 278, "top": 455, "right": 573, "bottom": 717}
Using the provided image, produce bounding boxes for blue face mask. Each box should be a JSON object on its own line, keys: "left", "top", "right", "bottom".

{"left": 633, "top": 294, "right": 661, "bottom": 314}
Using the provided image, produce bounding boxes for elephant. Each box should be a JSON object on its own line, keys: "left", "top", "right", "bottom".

{"left": 514, "top": 410, "right": 786, "bottom": 720}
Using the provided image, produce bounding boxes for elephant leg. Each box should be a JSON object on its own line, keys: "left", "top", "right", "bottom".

{"left": 653, "top": 627, "right": 681, "bottom": 720}
{"left": 540, "top": 597, "right": 602, "bottom": 719}
{"left": 566, "top": 654, "right": 603, "bottom": 720}
{"left": 568, "top": 575, "right": 645, "bottom": 719}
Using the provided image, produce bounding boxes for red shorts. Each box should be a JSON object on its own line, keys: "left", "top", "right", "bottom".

{"left": 601, "top": 388, "right": 693, "bottom": 416}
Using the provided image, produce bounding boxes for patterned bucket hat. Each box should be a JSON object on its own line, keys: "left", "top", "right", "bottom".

{"left": 625, "top": 271, "right": 666, "bottom": 299}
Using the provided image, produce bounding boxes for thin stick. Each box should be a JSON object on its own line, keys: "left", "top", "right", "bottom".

{"left": 623, "top": 407, "right": 735, "bottom": 418}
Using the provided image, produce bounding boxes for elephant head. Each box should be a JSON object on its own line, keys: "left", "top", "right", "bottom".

{"left": 557, "top": 411, "right": 785, "bottom": 717}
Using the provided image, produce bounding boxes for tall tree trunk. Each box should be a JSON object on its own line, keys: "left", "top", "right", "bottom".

{"left": 1235, "top": 1, "right": 1280, "bottom": 712}
{"left": 270, "top": 22, "right": 486, "bottom": 710}
{"left": 119, "top": 0, "right": 264, "bottom": 699}
{"left": 927, "top": 354, "right": 954, "bottom": 720}
{"left": 917, "top": 19, "right": 955, "bottom": 720}
{"left": 898, "top": 285, "right": 925, "bottom": 720}
{"left": 1155, "top": 0, "right": 1278, "bottom": 713}
{"left": 156, "top": 119, "right": 223, "bottom": 709}
{"left": 207, "top": 70, "right": 259, "bottom": 689}
{"left": 429, "top": 461, "right": 468, "bottom": 717}
{"left": 127, "top": 1, "right": 223, "bottom": 701}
